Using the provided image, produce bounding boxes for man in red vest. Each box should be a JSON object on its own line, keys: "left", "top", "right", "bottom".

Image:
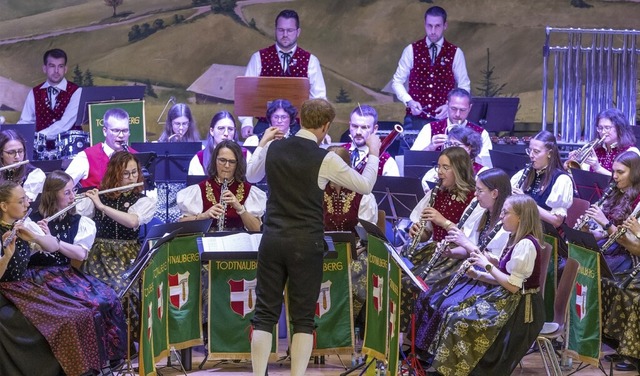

{"left": 18, "top": 48, "right": 82, "bottom": 142}
{"left": 65, "top": 108, "right": 132, "bottom": 188}
{"left": 239, "top": 9, "right": 326, "bottom": 139}
{"left": 391, "top": 6, "right": 470, "bottom": 131}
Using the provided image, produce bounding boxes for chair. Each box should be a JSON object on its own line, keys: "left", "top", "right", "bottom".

{"left": 537, "top": 257, "right": 580, "bottom": 376}
{"left": 376, "top": 209, "right": 386, "bottom": 235}
{"left": 538, "top": 242, "right": 553, "bottom": 295}
{"left": 565, "top": 198, "right": 591, "bottom": 229}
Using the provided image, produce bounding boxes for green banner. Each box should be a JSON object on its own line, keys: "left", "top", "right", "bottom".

{"left": 167, "top": 235, "right": 203, "bottom": 350}
{"left": 139, "top": 242, "right": 169, "bottom": 376}
{"left": 387, "top": 254, "right": 401, "bottom": 376}
{"left": 209, "top": 258, "right": 277, "bottom": 358}
{"left": 568, "top": 243, "right": 601, "bottom": 366}
{"left": 543, "top": 234, "right": 558, "bottom": 321}
{"left": 363, "top": 235, "right": 389, "bottom": 360}
{"left": 87, "top": 100, "right": 146, "bottom": 144}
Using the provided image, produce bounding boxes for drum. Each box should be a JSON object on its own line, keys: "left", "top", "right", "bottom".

{"left": 59, "top": 131, "right": 90, "bottom": 159}
{"left": 33, "top": 134, "right": 60, "bottom": 161}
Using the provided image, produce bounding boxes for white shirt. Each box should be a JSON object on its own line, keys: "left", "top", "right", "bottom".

{"left": 18, "top": 78, "right": 82, "bottom": 140}
{"left": 510, "top": 169, "right": 574, "bottom": 217}
{"left": 239, "top": 44, "right": 327, "bottom": 129}
{"left": 391, "top": 37, "right": 470, "bottom": 105}
{"left": 77, "top": 195, "right": 157, "bottom": 228}
{"left": 65, "top": 143, "right": 116, "bottom": 187}
{"left": 176, "top": 184, "right": 267, "bottom": 220}
{"left": 505, "top": 238, "right": 538, "bottom": 288}
{"left": 358, "top": 193, "right": 379, "bottom": 224}
{"left": 411, "top": 119, "right": 493, "bottom": 167}
{"left": 348, "top": 143, "right": 400, "bottom": 177}
{"left": 246, "top": 129, "right": 378, "bottom": 194}
{"left": 23, "top": 168, "right": 46, "bottom": 201}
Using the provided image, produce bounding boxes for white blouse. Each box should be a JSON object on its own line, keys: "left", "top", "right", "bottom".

{"left": 359, "top": 193, "right": 378, "bottom": 224}
{"left": 510, "top": 169, "right": 573, "bottom": 217}
{"left": 75, "top": 195, "right": 157, "bottom": 227}
{"left": 23, "top": 168, "right": 46, "bottom": 201}
{"left": 176, "top": 183, "right": 266, "bottom": 218}
{"left": 462, "top": 207, "right": 511, "bottom": 258}
{"left": 505, "top": 237, "right": 538, "bottom": 288}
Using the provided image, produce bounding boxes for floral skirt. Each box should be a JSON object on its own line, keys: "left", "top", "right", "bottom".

{"left": 602, "top": 273, "right": 640, "bottom": 359}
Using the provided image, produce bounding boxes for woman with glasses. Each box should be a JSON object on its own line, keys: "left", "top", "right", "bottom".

{"left": 0, "top": 129, "right": 45, "bottom": 200}
{"left": 421, "top": 126, "right": 486, "bottom": 191}
{"left": 566, "top": 108, "right": 639, "bottom": 176}
{"left": 511, "top": 130, "right": 573, "bottom": 228}
{"left": 178, "top": 140, "right": 266, "bottom": 231}
{"left": 158, "top": 103, "right": 200, "bottom": 142}
{"left": 243, "top": 99, "right": 300, "bottom": 147}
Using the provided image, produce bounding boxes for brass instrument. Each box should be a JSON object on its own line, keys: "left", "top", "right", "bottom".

{"left": 0, "top": 160, "right": 29, "bottom": 172}
{"left": 403, "top": 179, "right": 441, "bottom": 259}
{"left": 3, "top": 208, "right": 32, "bottom": 248}
{"left": 44, "top": 201, "right": 82, "bottom": 222}
{"left": 516, "top": 163, "right": 533, "bottom": 190}
{"left": 417, "top": 199, "right": 479, "bottom": 279}
{"left": 600, "top": 208, "right": 640, "bottom": 252}
{"left": 218, "top": 178, "right": 229, "bottom": 232}
{"left": 354, "top": 124, "right": 403, "bottom": 173}
{"left": 566, "top": 135, "right": 606, "bottom": 170}
{"left": 74, "top": 182, "right": 144, "bottom": 200}
{"left": 573, "top": 181, "right": 617, "bottom": 230}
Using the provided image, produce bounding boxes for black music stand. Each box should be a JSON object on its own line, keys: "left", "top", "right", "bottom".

{"left": 402, "top": 150, "right": 440, "bottom": 180}
{"left": 134, "top": 151, "right": 157, "bottom": 191}
{"left": 131, "top": 142, "right": 202, "bottom": 222}
{"left": 1, "top": 123, "right": 35, "bottom": 160}
{"left": 490, "top": 150, "right": 529, "bottom": 177}
{"left": 186, "top": 174, "right": 207, "bottom": 187}
{"left": 31, "top": 159, "right": 63, "bottom": 173}
{"left": 543, "top": 221, "right": 569, "bottom": 258}
{"left": 570, "top": 168, "right": 611, "bottom": 204}
{"left": 562, "top": 225, "right": 614, "bottom": 280}
{"left": 373, "top": 176, "right": 424, "bottom": 246}
{"left": 75, "top": 86, "right": 145, "bottom": 126}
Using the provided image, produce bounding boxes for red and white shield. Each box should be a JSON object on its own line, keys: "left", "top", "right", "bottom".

{"left": 169, "top": 271, "right": 190, "bottom": 310}
{"left": 372, "top": 274, "right": 384, "bottom": 314}
{"left": 575, "top": 282, "right": 588, "bottom": 321}
{"left": 157, "top": 282, "right": 164, "bottom": 320}
{"left": 147, "top": 302, "right": 153, "bottom": 340}
{"left": 388, "top": 300, "right": 396, "bottom": 339}
{"left": 228, "top": 279, "right": 257, "bottom": 318}
{"left": 315, "top": 280, "right": 332, "bottom": 318}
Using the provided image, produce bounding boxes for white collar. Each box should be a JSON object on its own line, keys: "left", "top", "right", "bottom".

{"left": 44, "top": 78, "right": 68, "bottom": 91}
{"left": 276, "top": 45, "right": 297, "bottom": 56}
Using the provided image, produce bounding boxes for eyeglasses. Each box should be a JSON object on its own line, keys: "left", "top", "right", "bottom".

{"left": 525, "top": 148, "right": 545, "bottom": 156}
{"left": 217, "top": 158, "right": 237, "bottom": 166}
{"left": 3, "top": 149, "right": 25, "bottom": 157}
{"left": 172, "top": 121, "right": 189, "bottom": 128}
{"left": 107, "top": 128, "right": 130, "bottom": 136}
{"left": 434, "top": 165, "right": 451, "bottom": 172}
{"left": 63, "top": 188, "right": 78, "bottom": 197}
{"left": 276, "top": 28, "right": 298, "bottom": 34}
{"left": 122, "top": 169, "right": 139, "bottom": 179}
{"left": 271, "top": 115, "right": 290, "bottom": 122}
{"left": 597, "top": 125, "right": 614, "bottom": 132}
{"left": 444, "top": 141, "right": 465, "bottom": 148}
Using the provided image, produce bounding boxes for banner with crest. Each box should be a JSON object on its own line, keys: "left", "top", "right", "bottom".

{"left": 387, "top": 252, "right": 401, "bottom": 376}
{"left": 543, "top": 234, "right": 559, "bottom": 321}
{"left": 363, "top": 235, "right": 389, "bottom": 360}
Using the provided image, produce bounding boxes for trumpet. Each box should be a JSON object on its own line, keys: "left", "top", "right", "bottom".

{"left": 3, "top": 208, "right": 32, "bottom": 248}
{"left": 74, "top": 182, "right": 144, "bottom": 200}
{"left": 44, "top": 201, "right": 81, "bottom": 222}
{"left": 218, "top": 178, "right": 229, "bottom": 232}
{"left": 566, "top": 135, "right": 606, "bottom": 170}
{"left": 0, "top": 160, "right": 29, "bottom": 172}
{"left": 403, "top": 178, "right": 441, "bottom": 259}
{"left": 573, "top": 181, "right": 617, "bottom": 230}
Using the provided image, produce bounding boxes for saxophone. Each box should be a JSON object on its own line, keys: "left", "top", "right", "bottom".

{"left": 417, "top": 199, "right": 480, "bottom": 279}
{"left": 217, "top": 178, "right": 229, "bottom": 232}
{"left": 517, "top": 163, "right": 533, "bottom": 191}
{"left": 573, "top": 181, "right": 617, "bottom": 230}
{"left": 403, "top": 179, "right": 442, "bottom": 259}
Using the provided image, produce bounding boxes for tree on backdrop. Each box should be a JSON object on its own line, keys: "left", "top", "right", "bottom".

{"left": 475, "top": 48, "right": 507, "bottom": 97}
{"left": 104, "top": 0, "right": 124, "bottom": 17}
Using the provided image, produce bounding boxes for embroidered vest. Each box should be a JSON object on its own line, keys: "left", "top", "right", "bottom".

{"left": 431, "top": 189, "right": 475, "bottom": 241}
{"left": 323, "top": 185, "right": 363, "bottom": 233}
{"left": 33, "top": 81, "right": 80, "bottom": 132}
{"left": 593, "top": 144, "right": 633, "bottom": 173}
{"left": 95, "top": 192, "right": 144, "bottom": 240}
{"left": 199, "top": 179, "right": 251, "bottom": 230}
{"left": 498, "top": 235, "right": 541, "bottom": 290}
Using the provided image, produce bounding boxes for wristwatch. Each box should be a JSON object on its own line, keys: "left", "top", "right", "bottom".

{"left": 485, "top": 264, "right": 493, "bottom": 272}
{"left": 604, "top": 221, "right": 613, "bottom": 231}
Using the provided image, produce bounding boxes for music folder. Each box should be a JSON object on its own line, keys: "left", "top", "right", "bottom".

{"left": 562, "top": 224, "right": 615, "bottom": 280}
{"left": 570, "top": 168, "right": 611, "bottom": 204}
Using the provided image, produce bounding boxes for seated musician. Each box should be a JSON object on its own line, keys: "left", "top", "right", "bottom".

{"left": 243, "top": 99, "right": 301, "bottom": 147}
{"left": 178, "top": 140, "right": 266, "bottom": 231}
{"left": 566, "top": 108, "right": 639, "bottom": 176}
{"left": 0, "top": 130, "right": 45, "bottom": 200}
{"left": 421, "top": 126, "right": 486, "bottom": 190}
{"left": 413, "top": 168, "right": 511, "bottom": 352}
{"left": 157, "top": 103, "right": 201, "bottom": 142}
{"left": 511, "top": 130, "right": 573, "bottom": 228}
{"left": 427, "top": 194, "right": 544, "bottom": 376}
{"left": 579, "top": 151, "right": 640, "bottom": 273}
{"left": 0, "top": 181, "right": 118, "bottom": 376}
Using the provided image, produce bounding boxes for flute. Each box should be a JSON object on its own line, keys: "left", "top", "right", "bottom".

{"left": 75, "top": 182, "right": 144, "bottom": 200}
{"left": 0, "top": 160, "right": 29, "bottom": 172}
{"left": 3, "top": 208, "right": 32, "bottom": 248}
{"left": 44, "top": 201, "right": 81, "bottom": 222}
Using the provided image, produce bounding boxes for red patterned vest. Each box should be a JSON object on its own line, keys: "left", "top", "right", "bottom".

{"left": 340, "top": 143, "right": 391, "bottom": 176}
{"left": 323, "top": 185, "right": 363, "bottom": 233}
{"left": 259, "top": 45, "right": 310, "bottom": 78}
{"left": 81, "top": 143, "right": 138, "bottom": 188}
{"left": 472, "top": 162, "right": 484, "bottom": 175}
{"left": 199, "top": 178, "right": 251, "bottom": 230}
{"left": 407, "top": 39, "right": 457, "bottom": 119}
{"left": 593, "top": 144, "right": 633, "bottom": 173}
{"left": 33, "top": 81, "right": 80, "bottom": 132}
{"left": 430, "top": 189, "right": 475, "bottom": 242}
{"left": 429, "top": 119, "right": 485, "bottom": 152}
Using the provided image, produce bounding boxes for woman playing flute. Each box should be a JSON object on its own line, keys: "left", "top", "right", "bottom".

{"left": 0, "top": 129, "right": 45, "bottom": 200}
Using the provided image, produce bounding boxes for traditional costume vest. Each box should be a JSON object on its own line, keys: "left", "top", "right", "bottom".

{"left": 0, "top": 222, "right": 31, "bottom": 282}
{"left": 431, "top": 189, "right": 476, "bottom": 241}
{"left": 340, "top": 143, "right": 391, "bottom": 176}
{"left": 199, "top": 178, "right": 251, "bottom": 230}
{"left": 29, "top": 213, "right": 81, "bottom": 267}
{"left": 81, "top": 143, "right": 137, "bottom": 188}
{"left": 472, "top": 162, "right": 484, "bottom": 175}
{"left": 94, "top": 191, "right": 144, "bottom": 240}
{"left": 524, "top": 168, "right": 566, "bottom": 211}
{"left": 429, "top": 119, "right": 485, "bottom": 152}
{"left": 498, "top": 235, "right": 541, "bottom": 290}
{"left": 33, "top": 81, "right": 80, "bottom": 132}
{"left": 323, "top": 185, "right": 363, "bottom": 233}
{"left": 593, "top": 144, "right": 633, "bottom": 173}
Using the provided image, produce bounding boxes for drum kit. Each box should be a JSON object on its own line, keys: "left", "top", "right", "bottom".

{"left": 34, "top": 130, "right": 90, "bottom": 161}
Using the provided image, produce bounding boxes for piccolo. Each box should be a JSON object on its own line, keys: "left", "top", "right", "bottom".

{"left": 44, "top": 201, "right": 81, "bottom": 222}
{"left": 0, "top": 160, "right": 29, "bottom": 172}
{"left": 75, "top": 182, "right": 144, "bottom": 200}
{"left": 3, "top": 208, "right": 32, "bottom": 248}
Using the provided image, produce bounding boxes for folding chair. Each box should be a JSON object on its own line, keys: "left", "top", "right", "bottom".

{"left": 566, "top": 198, "right": 591, "bottom": 229}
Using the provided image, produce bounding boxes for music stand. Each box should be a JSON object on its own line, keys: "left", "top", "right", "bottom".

{"left": 134, "top": 151, "right": 157, "bottom": 191}
{"left": 373, "top": 176, "right": 424, "bottom": 221}
{"left": 75, "top": 86, "right": 145, "bottom": 127}
{"left": 562, "top": 225, "right": 614, "bottom": 280}
{"left": 402, "top": 150, "right": 440, "bottom": 180}
{"left": 31, "top": 159, "right": 64, "bottom": 173}
{"left": 490, "top": 150, "right": 529, "bottom": 177}
{"left": 1, "top": 123, "right": 35, "bottom": 160}
{"left": 186, "top": 174, "right": 207, "bottom": 186}
{"left": 234, "top": 77, "right": 310, "bottom": 118}
{"left": 543, "top": 221, "right": 568, "bottom": 258}
{"left": 570, "top": 168, "right": 611, "bottom": 204}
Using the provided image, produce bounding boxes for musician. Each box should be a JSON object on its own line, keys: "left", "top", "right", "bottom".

{"left": 568, "top": 108, "right": 639, "bottom": 176}
{"left": 410, "top": 88, "right": 492, "bottom": 167}
{"left": 421, "top": 125, "right": 485, "bottom": 190}
{"left": 413, "top": 168, "right": 511, "bottom": 352}
{"left": 17, "top": 48, "right": 82, "bottom": 141}
{"left": 428, "top": 194, "right": 544, "bottom": 375}
{"left": 0, "top": 181, "right": 113, "bottom": 376}
{"left": 239, "top": 9, "right": 326, "bottom": 138}
{"left": 188, "top": 111, "right": 251, "bottom": 175}
{"left": 178, "top": 140, "right": 266, "bottom": 231}
{"left": 81, "top": 151, "right": 156, "bottom": 338}
{"left": 158, "top": 103, "right": 200, "bottom": 142}
{"left": 580, "top": 151, "right": 640, "bottom": 273}
{"left": 0, "top": 129, "right": 45, "bottom": 200}
{"left": 341, "top": 104, "right": 399, "bottom": 176}
{"left": 29, "top": 170, "right": 127, "bottom": 372}
{"left": 66, "top": 108, "right": 135, "bottom": 188}
{"left": 511, "top": 130, "right": 573, "bottom": 228}
{"left": 243, "top": 99, "right": 300, "bottom": 148}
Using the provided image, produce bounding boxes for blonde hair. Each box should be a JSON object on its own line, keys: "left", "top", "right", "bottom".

{"left": 505, "top": 194, "right": 543, "bottom": 248}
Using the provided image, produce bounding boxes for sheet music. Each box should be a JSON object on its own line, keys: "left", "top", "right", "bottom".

{"left": 386, "top": 242, "right": 428, "bottom": 292}
{"left": 199, "top": 233, "right": 262, "bottom": 252}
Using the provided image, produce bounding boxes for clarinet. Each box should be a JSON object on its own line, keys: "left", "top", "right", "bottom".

{"left": 440, "top": 220, "right": 504, "bottom": 298}
{"left": 3, "top": 208, "right": 33, "bottom": 248}
{"left": 573, "top": 181, "right": 617, "bottom": 230}
{"left": 517, "top": 163, "right": 533, "bottom": 190}
{"left": 404, "top": 179, "right": 442, "bottom": 259}
{"left": 600, "top": 208, "right": 640, "bottom": 252}
{"left": 418, "top": 199, "right": 480, "bottom": 279}
{"left": 121, "top": 143, "right": 129, "bottom": 152}
{"left": 617, "top": 263, "right": 640, "bottom": 289}
{"left": 217, "top": 178, "right": 229, "bottom": 232}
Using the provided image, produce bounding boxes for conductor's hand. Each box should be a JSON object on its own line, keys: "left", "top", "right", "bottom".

{"left": 241, "top": 125, "right": 254, "bottom": 139}
{"left": 259, "top": 127, "right": 281, "bottom": 147}
{"left": 365, "top": 134, "right": 381, "bottom": 157}
{"left": 200, "top": 203, "right": 225, "bottom": 220}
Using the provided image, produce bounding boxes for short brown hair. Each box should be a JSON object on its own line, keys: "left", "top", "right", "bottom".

{"left": 300, "top": 99, "right": 335, "bottom": 130}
